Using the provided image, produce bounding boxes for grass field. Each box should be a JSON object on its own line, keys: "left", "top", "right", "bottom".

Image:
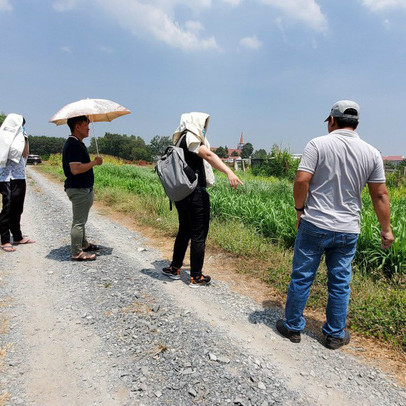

{"left": 39, "top": 155, "right": 406, "bottom": 351}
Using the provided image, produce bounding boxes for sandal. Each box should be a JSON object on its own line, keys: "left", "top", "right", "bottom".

{"left": 72, "top": 251, "right": 96, "bottom": 261}
{"left": 1, "top": 244, "right": 16, "bottom": 252}
{"left": 13, "top": 238, "right": 35, "bottom": 245}
{"left": 82, "top": 243, "right": 100, "bottom": 252}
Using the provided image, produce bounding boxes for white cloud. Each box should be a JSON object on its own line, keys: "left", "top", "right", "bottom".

{"left": 222, "top": 0, "right": 243, "bottom": 6}
{"left": 185, "top": 20, "right": 204, "bottom": 34}
{"left": 95, "top": 0, "right": 220, "bottom": 51}
{"left": 0, "top": 0, "right": 12, "bottom": 11}
{"left": 52, "top": 0, "right": 78, "bottom": 11}
{"left": 99, "top": 46, "right": 113, "bottom": 53}
{"left": 362, "top": 0, "right": 406, "bottom": 11}
{"left": 383, "top": 18, "right": 392, "bottom": 29}
{"left": 141, "top": 0, "right": 212, "bottom": 14}
{"left": 276, "top": 17, "right": 288, "bottom": 42}
{"left": 260, "top": 0, "right": 328, "bottom": 31}
{"left": 61, "top": 46, "right": 72, "bottom": 53}
{"left": 239, "top": 35, "right": 263, "bottom": 50}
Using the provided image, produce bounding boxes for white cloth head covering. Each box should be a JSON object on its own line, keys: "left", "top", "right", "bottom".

{"left": 172, "top": 112, "right": 210, "bottom": 145}
{"left": 172, "top": 112, "right": 215, "bottom": 187}
{"left": 0, "top": 113, "right": 26, "bottom": 167}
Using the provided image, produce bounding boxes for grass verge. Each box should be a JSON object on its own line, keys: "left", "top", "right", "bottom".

{"left": 36, "top": 160, "right": 406, "bottom": 353}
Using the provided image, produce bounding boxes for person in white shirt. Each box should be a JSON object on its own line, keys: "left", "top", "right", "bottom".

{"left": 276, "top": 100, "right": 394, "bottom": 349}
{"left": 0, "top": 116, "right": 35, "bottom": 252}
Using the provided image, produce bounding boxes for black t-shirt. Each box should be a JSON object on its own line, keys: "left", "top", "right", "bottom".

{"left": 62, "top": 136, "right": 94, "bottom": 189}
{"left": 179, "top": 134, "right": 207, "bottom": 188}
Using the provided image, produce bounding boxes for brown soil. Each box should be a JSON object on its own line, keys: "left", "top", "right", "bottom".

{"left": 93, "top": 201, "right": 406, "bottom": 387}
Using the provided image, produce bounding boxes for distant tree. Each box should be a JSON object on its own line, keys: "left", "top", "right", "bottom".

{"left": 128, "top": 135, "right": 148, "bottom": 160}
{"left": 252, "top": 146, "right": 299, "bottom": 180}
{"left": 270, "top": 144, "right": 280, "bottom": 154}
{"left": 132, "top": 147, "right": 151, "bottom": 161}
{"left": 28, "top": 135, "right": 66, "bottom": 159}
{"left": 224, "top": 146, "right": 229, "bottom": 156}
{"left": 147, "top": 135, "right": 172, "bottom": 159}
{"left": 95, "top": 133, "right": 123, "bottom": 157}
{"left": 89, "top": 132, "right": 152, "bottom": 161}
{"left": 231, "top": 150, "right": 239, "bottom": 157}
{"left": 0, "top": 112, "right": 6, "bottom": 126}
{"left": 252, "top": 149, "right": 268, "bottom": 159}
{"left": 241, "top": 142, "right": 254, "bottom": 159}
{"left": 215, "top": 146, "right": 228, "bottom": 158}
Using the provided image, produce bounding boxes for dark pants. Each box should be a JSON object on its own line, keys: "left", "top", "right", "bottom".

{"left": 0, "top": 179, "right": 26, "bottom": 245}
{"left": 171, "top": 187, "right": 210, "bottom": 278}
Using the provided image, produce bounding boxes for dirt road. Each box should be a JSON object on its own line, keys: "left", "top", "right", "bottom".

{"left": 0, "top": 167, "right": 405, "bottom": 406}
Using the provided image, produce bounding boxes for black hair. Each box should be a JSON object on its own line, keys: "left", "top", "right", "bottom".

{"left": 334, "top": 108, "right": 359, "bottom": 130}
{"left": 22, "top": 117, "right": 26, "bottom": 126}
{"left": 67, "top": 115, "right": 89, "bottom": 133}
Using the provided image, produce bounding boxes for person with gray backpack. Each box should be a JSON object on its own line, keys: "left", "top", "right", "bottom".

{"left": 160, "top": 112, "right": 243, "bottom": 288}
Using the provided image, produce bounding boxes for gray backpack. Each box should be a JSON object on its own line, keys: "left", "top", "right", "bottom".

{"left": 155, "top": 134, "right": 198, "bottom": 204}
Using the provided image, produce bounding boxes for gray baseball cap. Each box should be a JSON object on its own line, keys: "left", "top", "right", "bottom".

{"left": 325, "top": 100, "right": 360, "bottom": 122}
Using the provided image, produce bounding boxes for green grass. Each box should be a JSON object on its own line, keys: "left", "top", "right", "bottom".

{"left": 36, "top": 156, "right": 406, "bottom": 351}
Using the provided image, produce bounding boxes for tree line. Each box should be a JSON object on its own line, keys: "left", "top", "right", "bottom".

{"left": 0, "top": 111, "right": 298, "bottom": 172}
{"left": 87, "top": 133, "right": 171, "bottom": 162}
{"left": 10, "top": 130, "right": 263, "bottom": 163}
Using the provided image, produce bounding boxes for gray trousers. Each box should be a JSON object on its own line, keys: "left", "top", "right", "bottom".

{"left": 66, "top": 188, "right": 94, "bottom": 256}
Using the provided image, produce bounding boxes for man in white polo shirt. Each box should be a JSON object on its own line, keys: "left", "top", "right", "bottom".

{"left": 276, "top": 100, "right": 394, "bottom": 349}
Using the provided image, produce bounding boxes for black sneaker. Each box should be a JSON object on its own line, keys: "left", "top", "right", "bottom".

{"left": 162, "top": 266, "right": 181, "bottom": 280}
{"left": 325, "top": 330, "right": 351, "bottom": 350}
{"left": 189, "top": 274, "right": 211, "bottom": 288}
{"left": 276, "top": 319, "right": 301, "bottom": 343}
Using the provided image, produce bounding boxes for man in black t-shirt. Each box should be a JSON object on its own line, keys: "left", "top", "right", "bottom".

{"left": 62, "top": 115, "right": 103, "bottom": 261}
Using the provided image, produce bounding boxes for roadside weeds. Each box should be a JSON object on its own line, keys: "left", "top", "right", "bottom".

{"left": 34, "top": 165, "right": 406, "bottom": 386}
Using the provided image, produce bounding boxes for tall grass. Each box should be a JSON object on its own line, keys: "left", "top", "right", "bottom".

{"left": 37, "top": 157, "right": 406, "bottom": 350}
{"left": 43, "top": 155, "right": 406, "bottom": 276}
{"left": 92, "top": 163, "right": 406, "bottom": 276}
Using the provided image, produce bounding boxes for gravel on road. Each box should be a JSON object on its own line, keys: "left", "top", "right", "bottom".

{"left": 0, "top": 167, "right": 405, "bottom": 406}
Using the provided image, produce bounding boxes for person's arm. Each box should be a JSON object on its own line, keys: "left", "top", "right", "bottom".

{"left": 293, "top": 170, "right": 313, "bottom": 229}
{"left": 368, "top": 182, "right": 394, "bottom": 249}
{"left": 70, "top": 156, "right": 103, "bottom": 175}
{"left": 197, "top": 145, "right": 243, "bottom": 189}
{"left": 22, "top": 138, "right": 29, "bottom": 159}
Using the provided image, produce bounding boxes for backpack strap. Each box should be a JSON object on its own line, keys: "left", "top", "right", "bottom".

{"left": 175, "top": 131, "right": 187, "bottom": 147}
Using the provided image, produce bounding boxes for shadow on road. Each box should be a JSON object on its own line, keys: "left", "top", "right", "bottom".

{"left": 248, "top": 300, "right": 326, "bottom": 345}
{"left": 140, "top": 260, "right": 191, "bottom": 286}
{"left": 46, "top": 245, "right": 114, "bottom": 262}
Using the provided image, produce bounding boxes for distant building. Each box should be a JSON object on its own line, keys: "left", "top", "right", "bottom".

{"left": 382, "top": 155, "right": 405, "bottom": 166}
{"left": 236, "top": 132, "right": 245, "bottom": 151}
{"left": 211, "top": 131, "right": 245, "bottom": 158}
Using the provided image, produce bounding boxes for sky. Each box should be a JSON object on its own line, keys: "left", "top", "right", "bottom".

{"left": 1, "top": 0, "right": 406, "bottom": 155}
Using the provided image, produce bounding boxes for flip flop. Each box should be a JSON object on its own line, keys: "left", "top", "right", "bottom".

{"left": 13, "top": 238, "right": 36, "bottom": 245}
{"left": 82, "top": 243, "right": 100, "bottom": 252}
{"left": 72, "top": 251, "right": 96, "bottom": 261}
{"left": 1, "top": 244, "right": 16, "bottom": 252}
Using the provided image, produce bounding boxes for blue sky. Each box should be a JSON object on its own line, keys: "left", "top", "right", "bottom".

{"left": 1, "top": 0, "right": 406, "bottom": 155}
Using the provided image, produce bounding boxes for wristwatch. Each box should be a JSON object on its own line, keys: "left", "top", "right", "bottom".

{"left": 295, "top": 206, "right": 305, "bottom": 212}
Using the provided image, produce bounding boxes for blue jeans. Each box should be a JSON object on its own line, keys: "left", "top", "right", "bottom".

{"left": 285, "top": 220, "right": 359, "bottom": 338}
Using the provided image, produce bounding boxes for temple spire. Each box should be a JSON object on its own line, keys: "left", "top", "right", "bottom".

{"left": 237, "top": 131, "right": 245, "bottom": 151}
